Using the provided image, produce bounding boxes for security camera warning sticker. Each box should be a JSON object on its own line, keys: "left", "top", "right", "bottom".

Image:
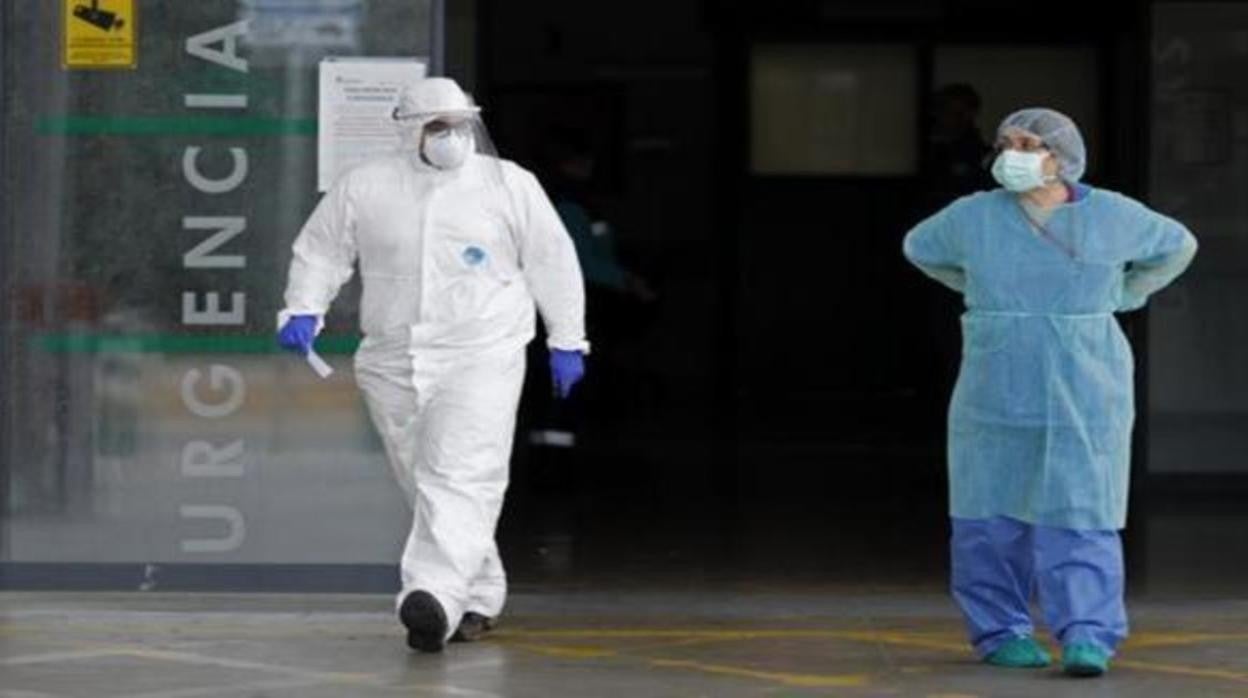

{"left": 63, "top": 0, "right": 136, "bottom": 70}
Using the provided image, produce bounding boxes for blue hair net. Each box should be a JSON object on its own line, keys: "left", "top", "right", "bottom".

{"left": 996, "top": 108, "right": 1087, "bottom": 182}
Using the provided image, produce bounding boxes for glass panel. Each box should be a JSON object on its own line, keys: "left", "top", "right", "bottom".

{"left": 2, "top": 1, "right": 436, "bottom": 566}
{"left": 1149, "top": 3, "right": 1248, "bottom": 474}
{"left": 751, "top": 44, "right": 918, "bottom": 176}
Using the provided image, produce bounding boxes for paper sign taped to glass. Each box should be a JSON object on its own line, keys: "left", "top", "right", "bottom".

{"left": 318, "top": 57, "right": 429, "bottom": 192}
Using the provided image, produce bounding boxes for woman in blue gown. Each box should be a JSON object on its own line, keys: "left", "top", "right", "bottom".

{"left": 903, "top": 108, "right": 1197, "bottom": 677}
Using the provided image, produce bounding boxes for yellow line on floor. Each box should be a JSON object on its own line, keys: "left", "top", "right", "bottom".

{"left": 500, "top": 628, "right": 967, "bottom": 652}
{"left": 502, "top": 628, "right": 953, "bottom": 641}
{"left": 1115, "top": 659, "right": 1248, "bottom": 684}
{"left": 835, "top": 630, "right": 968, "bottom": 653}
{"left": 503, "top": 642, "right": 617, "bottom": 659}
{"left": 627, "top": 635, "right": 778, "bottom": 653}
{"left": 647, "top": 657, "right": 870, "bottom": 688}
{"left": 500, "top": 628, "right": 776, "bottom": 639}
{"left": 500, "top": 630, "right": 880, "bottom": 688}
{"left": 1127, "top": 632, "right": 1248, "bottom": 649}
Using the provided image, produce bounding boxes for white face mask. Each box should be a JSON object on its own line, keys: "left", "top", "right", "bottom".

{"left": 422, "top": 131, "right": 472, "bottom": 170}
{"left": 991, "top": 149, "right": 1055, "bottom": 192}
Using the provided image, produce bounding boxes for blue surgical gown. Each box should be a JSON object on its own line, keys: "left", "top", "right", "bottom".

{"left": 903, "top": 188, "right": 1197, "bottom": 530}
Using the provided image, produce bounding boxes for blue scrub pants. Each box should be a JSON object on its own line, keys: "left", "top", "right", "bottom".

{"left": 951, "top": 517, "right": 1128, "bottom": 658}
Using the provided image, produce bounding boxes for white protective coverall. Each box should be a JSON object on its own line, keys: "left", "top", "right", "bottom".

{"left": 279, "top": 81, "right": 588, "bottom": 638}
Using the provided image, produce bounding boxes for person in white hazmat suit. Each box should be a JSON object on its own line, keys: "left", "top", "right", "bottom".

{"left": 276, "top": 78, "right": 589, "bottom": 652}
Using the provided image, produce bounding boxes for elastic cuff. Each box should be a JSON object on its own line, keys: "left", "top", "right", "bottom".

{"left": 547, "top": 337, "right": 590, "bottom": 354}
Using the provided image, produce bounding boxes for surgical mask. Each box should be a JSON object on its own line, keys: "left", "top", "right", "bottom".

{"left": 423, "top": 131, "right": 472, "bottom": 170}
{"left": 991, "top": 149, "right": 1055, "bottom": 192}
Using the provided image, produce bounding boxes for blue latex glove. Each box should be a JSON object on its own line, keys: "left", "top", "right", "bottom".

{"left": 277, "top": 315, "right": 318, "bottom": 355}
{"left": 549, "top": 349, "right": 585, "bottom": 399}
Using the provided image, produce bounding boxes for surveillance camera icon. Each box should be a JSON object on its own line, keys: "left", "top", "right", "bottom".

{"left": 73, "top": 1, "right": 125, "bottom": 32}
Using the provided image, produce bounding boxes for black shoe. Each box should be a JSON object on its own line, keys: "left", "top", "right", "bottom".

{"left": 399, "top": 590, "right": 449, "bottom": 653}
{"left": 450, "top": 612, "right": 496, "bottom": 643}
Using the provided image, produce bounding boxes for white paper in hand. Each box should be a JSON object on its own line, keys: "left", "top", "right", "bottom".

{"left": 306, "top": 349, "right": 334, "bottom": 379}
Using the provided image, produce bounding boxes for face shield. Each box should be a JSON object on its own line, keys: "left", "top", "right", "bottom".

{"left": 392, "top": 97, "right": 503, "bottom": 187}
{"left": 391, "top": 78, "right": 511, "bottom": 209}
{"left": 395, "top": 110, "right": 496, "bottom": 159}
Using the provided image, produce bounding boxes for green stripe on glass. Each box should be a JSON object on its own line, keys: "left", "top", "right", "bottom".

{"left": 35, "top": 334, "right": 360, "bottom": 355}
{"left": 37, "top": 116, "right": 318, "bottom": 136}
